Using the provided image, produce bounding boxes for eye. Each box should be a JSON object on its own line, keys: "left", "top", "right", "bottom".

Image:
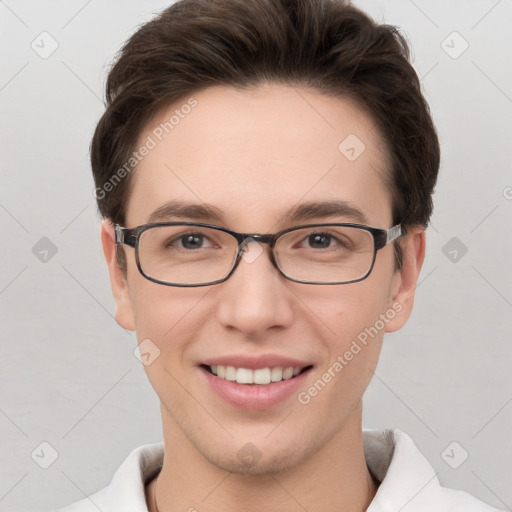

{"left": 301, "top": 231, "right": 351, "bottom": 249}
{"left": 168, "top": 232, "right": 214, "bottom": 250}
{"left": 307, "top": 233, "right": 333, "bottom": 249}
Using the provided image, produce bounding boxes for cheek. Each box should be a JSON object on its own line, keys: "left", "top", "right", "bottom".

{"left": 130, "top": 277, "right": 196, "bottom": 334}
{"left": 330, "top": 296, "right": 386, "bottom": 378}
{"left": 304, "top": 271, "right": 394, "bottom": 346}
{"left": 298, "top": 287, "right": 388, "bottom": 414}
{"left": 130, "top": 285, "right": 210, "bottom": 405}
{"left": 129, "top": 281, "right": 209, "bottom": 369}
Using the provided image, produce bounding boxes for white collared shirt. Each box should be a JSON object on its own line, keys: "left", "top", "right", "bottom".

{"left": 55, "top": 429, "right": 503, "bottom": 512}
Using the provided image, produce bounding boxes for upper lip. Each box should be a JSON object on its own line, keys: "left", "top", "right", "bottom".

{"left": 201, "top": 354, "right": 313, "bottom": 370}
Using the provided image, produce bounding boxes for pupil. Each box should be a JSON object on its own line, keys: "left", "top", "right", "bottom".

{"left": 182, "top": 234, "right": 203, "bottom": 249}
{"left": 309, "top": 233, "right": 330, "bottom": 248}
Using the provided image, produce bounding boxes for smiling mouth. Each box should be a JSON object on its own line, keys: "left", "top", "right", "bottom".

{"left": 201, "top": 364, "right": 313, "bottom": 385}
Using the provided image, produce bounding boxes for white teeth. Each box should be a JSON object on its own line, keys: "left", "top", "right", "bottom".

{"left": 282, "top": 367, "right": 294, "bottom": 380}
{"left": 208, "top": 365, "right": 304, "bottom": 385}
{"left": 235, "top": 367, "right": 253, "bottom": 384}
{"left": 225, "top": 366, "right": 236, "bottom": 381}
{"left": 253, "top": 368, "right": 271, "bottom": 385}
{"left": 271, "top": 367, "right": 283, "bottom": 382}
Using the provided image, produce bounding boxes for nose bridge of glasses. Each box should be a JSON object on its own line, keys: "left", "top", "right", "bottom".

{"left": 236, "top": 233, "right": 275, "bottom": 254}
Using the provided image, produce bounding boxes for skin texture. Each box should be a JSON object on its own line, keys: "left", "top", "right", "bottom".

{"left": 101, "top": 84, "right": 426, "bottom": 512}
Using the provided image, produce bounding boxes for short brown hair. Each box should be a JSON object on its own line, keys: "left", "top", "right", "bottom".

{"left": 91, "top": 0, "right": 439, "bottom": 270}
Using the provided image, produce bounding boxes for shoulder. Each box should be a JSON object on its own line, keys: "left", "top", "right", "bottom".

{"left": 53, "top": 442, "right": 164, "bottom": 512}
{"left": 364, "top": 429, "right": 505, "bottom": 512}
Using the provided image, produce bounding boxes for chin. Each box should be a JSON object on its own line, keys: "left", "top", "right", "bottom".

{"left": 202, "top": 441, "right": 313, "bottom": 476}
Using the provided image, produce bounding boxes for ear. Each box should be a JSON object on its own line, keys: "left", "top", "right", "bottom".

{"left": 385, "top": 226, "right": 426, "bottom": 333}
{"left": 100, "top": 220, "right": 136, "bottom": 331}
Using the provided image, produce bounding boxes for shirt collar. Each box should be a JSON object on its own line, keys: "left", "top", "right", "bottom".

{"left": 93, "top": 429, "right": 495, "bottom": 512}
{"left": 364, "top": 429, "right": 438, "bottom": 511}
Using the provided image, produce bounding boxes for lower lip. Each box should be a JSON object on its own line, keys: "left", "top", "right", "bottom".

{"left": 199, "top": 366, "right": 311, "bottom": 411}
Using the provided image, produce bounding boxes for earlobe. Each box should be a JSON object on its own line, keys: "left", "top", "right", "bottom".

{"left": 385, "top": 227, "right": 426, "bottom": 333}
{"left": 100, "top": 220, "right": 136, "bottom": 331}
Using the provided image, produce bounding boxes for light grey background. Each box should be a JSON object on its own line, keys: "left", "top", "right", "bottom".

{"left": 1, "top": 1, "right": 511, "bottom": 511}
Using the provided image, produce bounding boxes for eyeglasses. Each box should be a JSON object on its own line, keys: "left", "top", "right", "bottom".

{"left": 115, "top": 222, "right": 405, "bottom": 287}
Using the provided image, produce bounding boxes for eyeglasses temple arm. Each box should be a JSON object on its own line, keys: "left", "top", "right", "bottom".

{"left": 386, "top": 224, "right": 405, "bottom": 244}
{"left": 114, "top": 224, "right": 138, "bottom": 247}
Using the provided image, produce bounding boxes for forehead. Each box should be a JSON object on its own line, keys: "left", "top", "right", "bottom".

{"left": 126, "top": 84, "right": 392, "bottom": 229}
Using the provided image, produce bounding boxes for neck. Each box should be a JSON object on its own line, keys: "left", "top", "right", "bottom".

{"left": 146, "top": 403, "right": 378, "bottom": 512}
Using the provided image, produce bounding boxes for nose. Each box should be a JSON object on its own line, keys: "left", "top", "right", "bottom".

{"left": 216, "top": 242, "right": 295, "bottom": 337}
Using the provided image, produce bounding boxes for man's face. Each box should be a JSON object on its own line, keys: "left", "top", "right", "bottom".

{"left": 106, "top": 84, "right": 417, "bottom": 474}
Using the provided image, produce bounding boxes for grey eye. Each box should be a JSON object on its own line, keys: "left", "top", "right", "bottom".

{"left": 307, "top": 233, "right": 332, "bottom": 248}
{"left": 180, "top": 233, "right": 205, "bottom": 249}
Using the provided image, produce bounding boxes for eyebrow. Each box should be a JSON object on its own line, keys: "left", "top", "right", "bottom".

{"left": 147, "top": 201, "right": 225, "bottom": 224}
{"left": 146, "top": 199, "right": 367, "bottom": 226}
{"left": 283, "top": 200, "right": 368, "bottom": 225}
